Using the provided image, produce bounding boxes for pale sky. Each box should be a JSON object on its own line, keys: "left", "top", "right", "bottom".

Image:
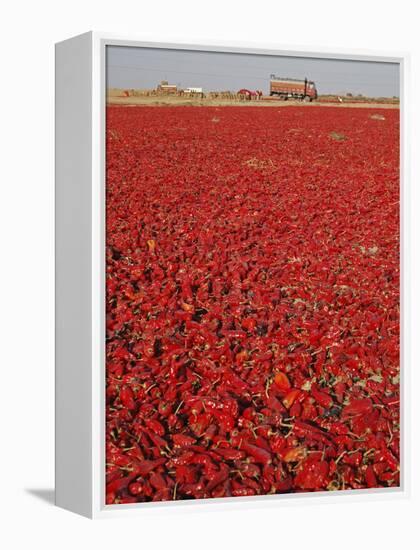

{"left": 107, "top": 46, "right": 400, "bottom": 98}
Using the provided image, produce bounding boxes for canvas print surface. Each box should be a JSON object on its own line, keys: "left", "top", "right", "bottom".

{"left": 105, "top": 46, "right": 400, "bottom": 505}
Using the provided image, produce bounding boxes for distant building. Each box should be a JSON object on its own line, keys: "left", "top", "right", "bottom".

{"left": 184, "top": 87, "right": 203, "bottom": 94}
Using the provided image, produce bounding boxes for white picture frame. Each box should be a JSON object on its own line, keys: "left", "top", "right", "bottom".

{"left": 55, "top": 31, "right": 408, "bottom": 518}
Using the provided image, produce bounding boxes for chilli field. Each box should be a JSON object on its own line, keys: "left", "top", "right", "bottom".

{"left": 105, "top": 105, "right": 400, "bottom": 504}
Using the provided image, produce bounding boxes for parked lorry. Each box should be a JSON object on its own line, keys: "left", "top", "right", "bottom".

{"left": 269, "top": 75, "right": 317, "bottom": 101}
{"left": 157, "top": 80, "right": 177, "bottom": 94}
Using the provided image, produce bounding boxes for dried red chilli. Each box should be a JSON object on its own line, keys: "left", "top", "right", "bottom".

{"left": 342, "top": 397, "right": 374, "bottom": 417}
{"left": 106, "top": 105, "right": 400, "bottom": 504}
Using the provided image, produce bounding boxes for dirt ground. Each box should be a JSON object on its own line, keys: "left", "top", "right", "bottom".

{"left": 106, "top": 92, "right": 400, "bottom": 109}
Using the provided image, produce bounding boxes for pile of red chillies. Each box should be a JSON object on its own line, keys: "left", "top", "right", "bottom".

{"left": 105, "top": 105, "right": 400, "bottom": 504}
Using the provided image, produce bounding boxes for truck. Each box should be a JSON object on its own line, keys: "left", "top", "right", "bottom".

{"left": 157, "top": 80, "right": 177, "bottom": 94}
{"left": 269, "top": 75, "right": 317, "bottom": 101}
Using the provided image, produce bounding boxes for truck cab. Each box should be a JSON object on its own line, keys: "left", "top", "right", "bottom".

{"left": 307, "top": 81, "right": 318, "bottom": 100}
